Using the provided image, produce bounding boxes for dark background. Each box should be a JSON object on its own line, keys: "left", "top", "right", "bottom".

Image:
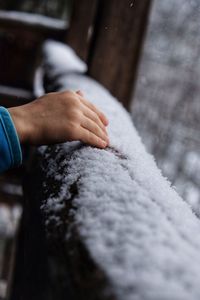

{"left": 0, "top": 0, "right": 72, "bottom": 19}
{"left": 132, "top": 0, "right": 200, "bottom": 215}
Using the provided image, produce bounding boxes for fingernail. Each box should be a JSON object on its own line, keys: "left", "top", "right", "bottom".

{"left": 105, "top": 118, "right": 109, "bottom": 126}
{"left": 102, "top": 140, "right": 107, "bottom": 147}
{"left": 104, "top": 136, "right": 109, "bottom": 143}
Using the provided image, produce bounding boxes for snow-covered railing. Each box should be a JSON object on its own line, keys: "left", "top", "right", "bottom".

{"left": 0, "top": 85, "right": 33, "bottom": 107}
{"left": 0, "top": 11, "right": 68, "bottom": 33}
{"left": 17, "top": 41, "right": 200, "bottom": 300}
{"left": 0, "top": 10, "right": 69, "bottom": 93}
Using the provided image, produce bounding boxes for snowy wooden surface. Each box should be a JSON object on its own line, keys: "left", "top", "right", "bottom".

{"left": 19, "top": 42, "right": 200, "bottom": 300}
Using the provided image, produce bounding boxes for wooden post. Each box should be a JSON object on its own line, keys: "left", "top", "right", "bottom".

{"left": 88, "top": 0, "right": 152, "bottom": 110}
{"left": 66, "top": 0, "right": 99, "bottom": 61}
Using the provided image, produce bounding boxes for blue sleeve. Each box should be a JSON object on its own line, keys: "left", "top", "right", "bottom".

{"left": 0, "top": 106, "right": 22, "bottom": 173}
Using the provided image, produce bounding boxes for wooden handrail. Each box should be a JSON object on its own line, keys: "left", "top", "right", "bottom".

{"left": 0, "top": 10, "right": 68, "bottom": 34}
{"left": 0, "top": 10, "right": 68, "bottom": 91}
{"left": 10, "top": 42, "right": 200, "bottom": 300}
{"left": 0, "top": 85, "right": 33, "bottom": 107}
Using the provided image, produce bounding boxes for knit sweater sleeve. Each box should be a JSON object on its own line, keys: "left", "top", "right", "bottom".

{"left": 0, "top": 106, "right": 22, "bottom": 173}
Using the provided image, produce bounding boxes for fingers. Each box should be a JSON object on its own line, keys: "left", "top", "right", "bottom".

{"left": 73, "top": 90, "right": 110, "bottom": 149}
{"left": 79, "top": 96, "right": 109, "bottom": 126}
{"left": 75, "top": 89, "right": 109, "bottom": 126}
{"left": 80, "top": 127, "right": 108, "bottom": 149}
{"left": 82, "top": 106, "right": 107, "bottom": 134}
{"left": 81, "top": 117, "right": 109, "bottom": 145}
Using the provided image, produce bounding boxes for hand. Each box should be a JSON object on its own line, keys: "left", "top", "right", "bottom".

{"left": 8, "top": 90, "right": 109, "bottom": 149}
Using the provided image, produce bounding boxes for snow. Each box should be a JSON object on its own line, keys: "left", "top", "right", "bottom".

{"left": 42, "top": 40, "right": 87, "bottom": 81}
{"left": 34, "top": 67, "right": 45, "bottom": 98}
{"left": 35, "top": 40, "right": 87, "bottom": 97}
{"left": 0, "top": 10, "right": 67, "bottom": 30}
{"left": 0, "top": 204, "right": 22, "bottom": 238}
{"left": 0, "top": 85, "right": 32, "bottom": 99}
{"left": 0, "top": 280, "right": 6, "bottom": 299}
{"left": 43, "top": 40, "right": 87, "bottom": 74}
{"left": 37, "top": 41, "right": 200, "bottom": 300}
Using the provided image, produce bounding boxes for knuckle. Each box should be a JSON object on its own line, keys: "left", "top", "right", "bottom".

{"left": 97, "top": 127, "right": 103, "bottom": 137}
{"left": 82, "top": 130, "right": 90, "bottom": 143}
{"left": 73, "top": 97, "right": 81, "bottom": 108}
{"left": 63, "top": 90, "right": 73, "bottom": 96}
{"left": 71, "top": 108, "right": 82, "bottom": 121}
{"left": 88, "top": 132, "right": 95, "bottom": 143}
{"left": 62, "top": 90, "right": 72, "bottom": 99}
{"left": 93, "top": 113, "right": 99, "bottom": 122}
{"left": 93, "top": 123, "right": 101, "bottom": 135}
{"left": 92, "top": 105, "right": 98, "bottom": 113}
{"left": 63, "top": 90, "right": 78, "bottom": 102}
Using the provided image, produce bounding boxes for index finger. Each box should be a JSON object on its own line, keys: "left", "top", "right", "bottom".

{"left": 80, "top": 97, "right": 109, "bottom": 126}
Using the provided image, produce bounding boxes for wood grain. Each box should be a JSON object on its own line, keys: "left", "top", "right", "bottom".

{"left": 66, "top": 0, "right": 98, "bottom": 62}
{"left": 88, "top": 0, "right": 152, "bottom": 109}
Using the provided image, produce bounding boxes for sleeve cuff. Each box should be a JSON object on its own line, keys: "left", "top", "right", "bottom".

{"left": 0, "top": 106, "right": 22, "bottom": 169}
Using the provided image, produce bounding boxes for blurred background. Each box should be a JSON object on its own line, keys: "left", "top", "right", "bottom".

{"left": 0, "top": 0, "right": 72, "bottom": 19}
{"left": 132, "top": 0, "right": 200, "bottom": 214}
{"left": 0, "top": 0, "right": 199, "bottom": 299}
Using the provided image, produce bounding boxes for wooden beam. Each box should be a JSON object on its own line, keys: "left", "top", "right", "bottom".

{"left": 66, "top": 0, "right": 98, "bottom": 61}
{"left": 88, "top": 0, "right": 152, "bottom": 110}
{"left": 0, "top": 11, "right": 68, "bottom": 91}
{"left": 0, "top": 11, "right": 68, "bottom": 34}
{"left": 0, "top": 85, "right": 33, "bottom": 107}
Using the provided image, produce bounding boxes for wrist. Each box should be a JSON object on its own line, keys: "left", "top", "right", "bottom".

{"left": 0, "top": 106, "right": 23, "bottom": 169}
{"left": 8, "top": 106, "right": 30, "bottom": 144}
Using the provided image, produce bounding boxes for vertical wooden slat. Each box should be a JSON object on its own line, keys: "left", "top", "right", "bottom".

{"left": 66, "top": 0, "right": 99, "bottom": 61}
{"left": 88, "top": 0, "right": 152, "bottom": 110}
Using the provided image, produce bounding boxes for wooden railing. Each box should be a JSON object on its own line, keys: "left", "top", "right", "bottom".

{"left": 11, "top": 43, "right": 200, "bottom": 299}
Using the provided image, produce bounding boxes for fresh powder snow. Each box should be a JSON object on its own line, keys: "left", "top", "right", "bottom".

{"left": 35, "top": 40, "right": 200, "bottom": 300}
